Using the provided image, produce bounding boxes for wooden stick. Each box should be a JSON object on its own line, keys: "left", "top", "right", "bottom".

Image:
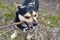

{"left": 0, "top": 29, "right": 12, "bottom": 36}
{"left": 38, "top": 14, "right": 52, "bottom": 18}
{"left": 0, "top": 14, "right": 52, "bottom": 29}
{"left": 0, "top": 22, "right": 23, "bottom": 35}
{"left": 0, "top": 22, "right": 23, "bottom": 29}
{"left": 0, "top": 14, "right": 52, "bottom": 36}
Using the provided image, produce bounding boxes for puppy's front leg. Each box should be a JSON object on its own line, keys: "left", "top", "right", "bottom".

{"left": 10, "top": 30, "right": 19, "bottom": 39}
{"left": 27, "top": 33, "right": 33, "bottom": 40}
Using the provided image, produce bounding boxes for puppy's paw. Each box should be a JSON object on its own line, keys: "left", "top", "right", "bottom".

{"left": 10, "top": 32, "right": 17, "bottom": 39}
{"left": 27, "top": 34, "right": 33, "bottom": 40}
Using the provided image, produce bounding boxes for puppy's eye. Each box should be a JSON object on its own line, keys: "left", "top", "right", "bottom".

{"left": 25, "top": 16, "right": 30, "bottom": 19}
{"left": 34, "top": 14, "right": 36, "bottom": 17}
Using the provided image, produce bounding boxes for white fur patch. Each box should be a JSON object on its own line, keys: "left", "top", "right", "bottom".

{"left": 24, "top": 12, "right": 31, "bottom": 17}
{"left": 28, "top": 0, "right": 35, "bottom": 6}
{"left": 33, "top": 11, "right": 38, "bottom": 17}
{"left": 33, "top": 17, "right": 38, "bottom": 22}
{"left": 16, "top": 6, "right": 26, "bottom": 11}
{"left": 23, "top": 27, "right": 28, "bottom": 32}
{"left": 27, "top": 34, "right": 33, "bottom": 39}
{"left": 10, "top": 32, "right": 17, "bottom": 39}
{"left": 18, "top": 14, "right": 28, "bottom": 22}
{"left": 20, "top": 6, "right": 26, "bottom": 8}
{"left": 29, "top": 2, "right": 35, "bottom": 5}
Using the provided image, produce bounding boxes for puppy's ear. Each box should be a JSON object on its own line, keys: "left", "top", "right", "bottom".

{"left": 14, "top": 2, "right": 18, "bottom": 7}
{"left": 14, "top": 2, "right": 22, "bottom": 11}
{"left": 14, "top": 2, "right": 22, "bottom": 8}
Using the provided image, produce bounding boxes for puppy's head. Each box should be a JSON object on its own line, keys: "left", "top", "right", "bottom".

{"left": 19, "top": 11, "right": 38, "bottom": 26}
{"left": 15, "top": 3, "right": 38, "bottom": 29}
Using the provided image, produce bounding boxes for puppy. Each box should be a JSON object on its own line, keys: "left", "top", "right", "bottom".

{"left": 10, "top": 0, "right": 39, "bottom": 39}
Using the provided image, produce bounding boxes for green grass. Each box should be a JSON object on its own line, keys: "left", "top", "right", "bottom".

{"left": 0, "top": 1, "right": 60, "bottom": 40}
{"left": 38, "top": 12, "right": 60, "bottom": 28}
{"left": 0, "top": 2, "right": 16, "bottom": 24}
{"left": 45, "top": 16, "right": 60, "bottom": 28}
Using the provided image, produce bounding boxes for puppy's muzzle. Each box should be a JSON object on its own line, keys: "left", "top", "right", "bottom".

{"left": 28, "top": 21, "right": 38, "bottom": 30}
{"left": 33, "top": 20, "right": 38, "bottom": 26}
{"left": 33, "top": 21, "right": 38, "bottom": 26}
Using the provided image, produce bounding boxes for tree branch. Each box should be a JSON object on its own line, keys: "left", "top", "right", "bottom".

{"left": 0, "top": 29, "right": 12, "bottom": 36}
{"left": 0, "top": 22, "right": 23, "bottom": 36}
{"left": 38, "top": 13, "right": 52, "bottom": 18}
{"left": 0, "top": 22, "right": 23, "bottom": 29}
{"left": 0, "top": 14, "right": 52, "bottom": 29}
{"left": 0, "top": 13, "right": 52, "bottom": 36}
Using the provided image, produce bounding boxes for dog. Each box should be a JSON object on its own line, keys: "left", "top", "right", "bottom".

{"left": 10, "top": 0, "right": 39, "bottom": 39}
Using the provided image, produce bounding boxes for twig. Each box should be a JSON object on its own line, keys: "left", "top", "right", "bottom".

{"left": 0, "top": 14, "right": 52, "bottom": 29}
{"left": 0, "top": 29, "right": 12, "bottom": 36}
{"left": 0, "top": 21, "right": 23, "bottom": 29}
{"left": 0, "top": 22, "right": 23, "bottom": 36}
{"left": 0, "top": 13, "right": 52, "bottom": 36}
{"left": 38, "top": 13, "right": 52, "bottom": 18}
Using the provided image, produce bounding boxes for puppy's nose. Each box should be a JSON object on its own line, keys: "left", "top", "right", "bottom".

{"left": 33, "top": 21, "right": 38, "bottom": 26}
